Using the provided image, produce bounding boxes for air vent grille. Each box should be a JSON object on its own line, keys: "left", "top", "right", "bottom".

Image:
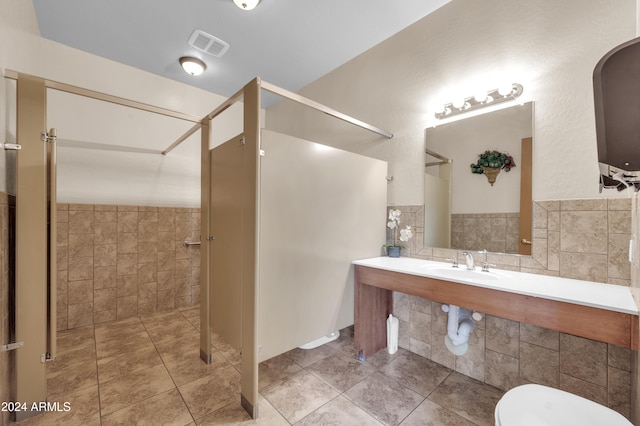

{"left": 188, "top": 30, "right": 230, "bottom": 58}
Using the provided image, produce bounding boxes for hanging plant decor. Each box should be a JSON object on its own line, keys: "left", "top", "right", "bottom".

{"left": 470, "top": 150, "right": 516, "bottom": 186}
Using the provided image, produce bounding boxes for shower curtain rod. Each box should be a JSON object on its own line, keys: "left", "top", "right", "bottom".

{"left": 162, "top": 78, "right": 394, "bottom": 155}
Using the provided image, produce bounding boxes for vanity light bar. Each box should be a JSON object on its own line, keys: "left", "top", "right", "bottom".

{"left": 435, "top": 83, "right": 523, "bottom": 120}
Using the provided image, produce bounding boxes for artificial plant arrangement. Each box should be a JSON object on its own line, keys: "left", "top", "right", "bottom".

{"left": 384, "top": 208, "right": 414, "bottom": 257}
{"left": 470, "top": 150, "right": 515, "bottom": 186}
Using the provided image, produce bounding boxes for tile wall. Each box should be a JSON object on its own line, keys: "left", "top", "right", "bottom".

{"left": 0, "top": 192, "right": 12, "bottom": 425}
{"left": 451, "top": 212, "right": 520, "bottom": 254}
{"left": 388, "top": 198, "right": 634, "bottom": 418}
{"left": 57, "top": 203, "right": 201, "bottom": 330}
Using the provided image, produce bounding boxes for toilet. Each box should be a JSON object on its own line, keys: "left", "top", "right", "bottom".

{"left": 494, "top": 384, "right": 632, "bottom": 426}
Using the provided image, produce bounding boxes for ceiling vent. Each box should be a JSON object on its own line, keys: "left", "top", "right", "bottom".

{"left": 188, "top": 30, "right": 230, "bottom": 58}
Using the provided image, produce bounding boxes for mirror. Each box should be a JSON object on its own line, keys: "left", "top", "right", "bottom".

{"left": 424, "top": 102, "right": 533, "bottom": 254}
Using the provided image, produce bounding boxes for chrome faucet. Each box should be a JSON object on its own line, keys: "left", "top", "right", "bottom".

{"left": 462, "top": 252, "right": 475, "bottom": 270}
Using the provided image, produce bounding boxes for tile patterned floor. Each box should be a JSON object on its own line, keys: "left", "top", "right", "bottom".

{"left": 15, "top": 306, "right": 503, "bottom": 425}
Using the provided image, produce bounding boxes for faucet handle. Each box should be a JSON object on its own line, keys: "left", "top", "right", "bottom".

{"left": 446, "top": 257, "right": 459, "bottom": 268}
{"left": 481, "top": 262, "right": 496, "bottom": 272}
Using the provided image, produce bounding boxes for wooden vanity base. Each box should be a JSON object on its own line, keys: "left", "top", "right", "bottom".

{"left": 354, "top": 265, "right": 638, "bottom": 359}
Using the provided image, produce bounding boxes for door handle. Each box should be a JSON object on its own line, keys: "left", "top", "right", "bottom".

{"left": 520, "top": 238, "right": 532, "bottom": 245}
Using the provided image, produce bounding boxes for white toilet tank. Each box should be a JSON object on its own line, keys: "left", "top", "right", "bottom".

{"left": 495, "top": 384, "right": 632, "bottom": 426}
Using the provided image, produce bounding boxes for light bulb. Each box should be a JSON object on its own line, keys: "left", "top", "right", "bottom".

{"left": 452, "top": 98, "right": 466, "bottom": 109}
{"left": 474, "top": 91, "right": 488, "bottom": 103}
{"left": 498, "top": 83, "right": 515, "bottom": 97}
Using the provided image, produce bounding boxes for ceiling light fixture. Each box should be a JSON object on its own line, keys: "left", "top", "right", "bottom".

{"left": 233, "top": 0, "right": 260, "bottom": 10}
{"left": 179, "top": 57, "right": 206, "bottom": 76}
{"left": 435, "top": 83, "right": 523, "bottom": 120}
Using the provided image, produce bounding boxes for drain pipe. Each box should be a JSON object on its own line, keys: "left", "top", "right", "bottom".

{"left": 442, "top": 304, "right": 477, "bottom": 355}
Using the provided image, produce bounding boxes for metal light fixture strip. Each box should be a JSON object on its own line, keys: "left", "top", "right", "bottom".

{"left": 435, "top": 83, "right": 524, "bottom": 120}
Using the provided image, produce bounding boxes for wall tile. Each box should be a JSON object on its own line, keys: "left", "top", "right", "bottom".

{"left": 138, "top": 242, "right": 158, "bottom": 264}
{"left": 117, "top": 275, "right": 137, "bottom": 297}
{"left": 138, "top": 221, "right": 158, "bottom": 243}
{"left": 561, "top": 199, "right": 608, "bottom": 211}
{"left": 608, "top": 344, "right": 631, "bottom": 372}
{"left": 94, "top": 266, "right": 117, "bottom": 290}
{"left": 117, "top": 253, "right": 138, "bottom": 276}
{"left": 393, "top": 292, "right": 411, "bottom": 322}
{"left": 94, "top": 244, "right": 117, "bottom": 267}
{"left": 409, "top": 310, "right": 431, "bottom": 344}
{"left": 69, "top": 210, "right": 94, "bottom": 234}
{"left": 68, "top": 302, "right": 94, "bottom": 328}
{"left": 559, "top": 252, "right": 607, "bottom": 282}
{"left": 609, "top": 210, "right": 632, "bottom": 234}
{"left": 559, "top": 373, "right": 607, "bottom": 406}
{"left": 117, "top": 211, "right": 138, "bottom": 233}
{"left": 68, "top": 256, "right": 94, "bottom": 281}
{"left": 116, "top": 295, "right": 138, "bottom": 319}
{"left": 94, "top": 288, "right": 116, "bottom": 312}
{"left": 609, "top": 366, "right": 632, "bottom": 418}
{"left": 117, "top": 232, "right": 138, "bottom": 254}
{"left": 67, "top": 279, "right": 94, "bottom": 304}
{"left": 69, "top": 233, "right": 94, "bottom": 258}
{"left": 485, "top": 350, "right": 519, "bottom": 391}
{"left": 94, "top": 222, "right": 117, "bottom": 244}
{"left": 561, "top": 211, "right": 608, "bottom": 254}
{"left": 519, "top": 322, "right": 559, "bottom": 351}
{"left": 486, "top": 315, "right": 519, "bottom": 358}
{"left": 519, "top": 341, "right": 559, "bottom": 387}
{"left": 559, "top": 333, "right": 607, "bottom": 387}
{"left": 430, "top": 332, "right": 455, "bottom": 369}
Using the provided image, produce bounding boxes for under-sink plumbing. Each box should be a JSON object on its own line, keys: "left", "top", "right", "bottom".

{"left": 441, "top": 304, "right": 483, "bottom": 355}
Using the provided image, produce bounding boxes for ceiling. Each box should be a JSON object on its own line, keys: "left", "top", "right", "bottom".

{"left": 32, "top": 0, "right": 449, "bottom": 104}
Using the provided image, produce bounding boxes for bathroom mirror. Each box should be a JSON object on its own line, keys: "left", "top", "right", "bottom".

{"left": 424, "top": 102, "right": 533, "bottom": 254}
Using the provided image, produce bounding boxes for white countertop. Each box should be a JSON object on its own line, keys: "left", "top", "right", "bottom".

{"left": 353, "top": 257, "right": 639, "bottom": 315}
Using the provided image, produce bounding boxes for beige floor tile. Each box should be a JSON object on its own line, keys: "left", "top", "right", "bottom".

{"left": 379, "top": 351, "right": 452, "bottom": 397}
{"left": 97, "top": 345, "right": 163, "bottom": 383}
{"left": 94, "top": 316, "right": 145, "bottom": 342}
{"left": 258, "top": 353, "right": 302, "bottom": 390}
{"left": 155, "top": 332, "right": 202, "bottom": 364}
{"left": 47, "top": 359, "right": 98, "bottom": 400}
{"left": 146, "top": 319, "right": 199, "bottom": 345}
{"left": 295, "top": 395, "right": 382, "bottom": 426}
{"left": 428, "top": 372, "right": 503, "bottom": 426}
{"left": 179, "top": 365, "right": 241, "bottom": 419}
{"left": 344, "top": 371, "right": 424, "bottom": 426}
{"left": 196, "top": 395, "right": 288, "bottom": 426}
{"left": 99, "top": 364, "right": 175, "bottom": 415}
{"left": 284, "top": 344, "right": 338, "bottom": 368}
{"left": 165, "top": 351, "right": 231, "bottom": 386}
{"left": 95, "top": 329, "right": 155, "bottom": 360}
{"left": 101, "top": 389, "right": 193, "bottom": 426}
{"left": 261, "top": 370, "right": 340, "bottom": 424}
{"left": 55, "top": 326, "right": 95, "bottom": 354}
{"left": 305, "top": 351, "right": 376, "bottom": 392}
{"left": 400, "top": 399, "right": 476, "bottom": 426}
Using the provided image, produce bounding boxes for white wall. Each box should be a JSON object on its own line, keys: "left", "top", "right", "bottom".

{"left": 0, "top": 0, "right": 247, "bottom": 207}
{"left": 266, "top": 0, "right": 637, "bottom": 206}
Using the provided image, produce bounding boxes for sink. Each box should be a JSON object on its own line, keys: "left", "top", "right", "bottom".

{"left": 424, "top": 266, "right": 500, "bottom": 281}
